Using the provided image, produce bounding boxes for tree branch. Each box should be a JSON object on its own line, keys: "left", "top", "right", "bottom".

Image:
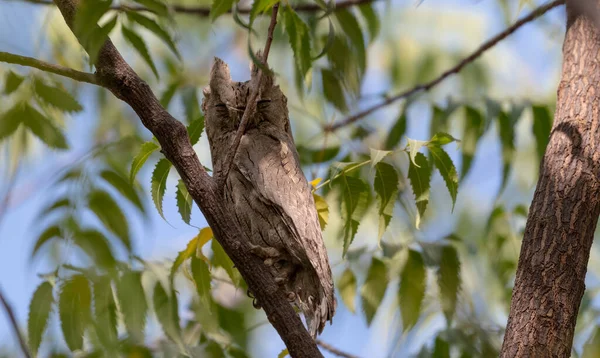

{"left": 20, "top": 0, "right": 378, "bottom": 17}
{"left": 0, "top": 51, "right": 97, "bottom": 85}
{"left": 47, "top": 0, "right": 322, "bottom": 356}
{"left": 0, "top": 287, "right": 31, "bottom": 358}
{"left": 217, "top": 3, "right": 280, "bottom": 189}
{"left": 316, "top": 339, "right": 359, "bottom": 358}
{"left": 325, "top": 0, "right": 565, "bottom": 132}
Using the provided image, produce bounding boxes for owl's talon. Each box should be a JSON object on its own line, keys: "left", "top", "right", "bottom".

{"left": 252, "top": 298, "right": 262, "bottom": 309}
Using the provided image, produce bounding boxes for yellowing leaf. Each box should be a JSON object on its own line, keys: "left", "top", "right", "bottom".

{"left": 313, "top": 193, "right": 329, "bottom": 230}
{"left": 309, "top": 178, "right": 322, "bottom": 188}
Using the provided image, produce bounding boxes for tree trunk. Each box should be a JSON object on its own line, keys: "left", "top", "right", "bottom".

{"left": 501, "top": 2, "right": 600, "bottom": 357}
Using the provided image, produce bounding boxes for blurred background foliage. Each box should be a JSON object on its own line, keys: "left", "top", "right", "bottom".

{"left": 2, "top": 0, "right": 598, "bottom": 357}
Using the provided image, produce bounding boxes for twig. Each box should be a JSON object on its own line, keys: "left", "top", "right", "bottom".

{"left": 18, "top": 0, "right": 378, "bottom": 16}
{"left": 316, "top": 339, "right": 359, "bottom": 358}
{"left": 0, "top": 287, "right": 31, "bottom": 358}
{"left": 0, "top": 51, "right": 98, "bottom": 85}
{"left": 217, "top": 3, "right": 280, "bottom": 189}
{"left": 325, "top": 0, "right": 565, "bottom": 132}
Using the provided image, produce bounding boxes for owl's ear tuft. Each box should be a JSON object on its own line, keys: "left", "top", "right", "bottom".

{"left": 209, "top": 57, "right": 232, "bottom": 89}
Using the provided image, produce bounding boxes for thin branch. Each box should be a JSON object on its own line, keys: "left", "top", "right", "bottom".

{"left": 325, "top": 0, "right": 565, "bottom": 132}
{"left": 19, "top": 0, "right": 378, "bottom": 16}
{"left": 316, "top": 339, "right": 359, "bottom": 358}
{"left": 0, "top": 287, "right": 31, "bottom": 358}
{"left": 0, "top": 51, "right": 98, "bottom": 85}
{"left": 217, "top": 3, "right": 280, "bottom": 189}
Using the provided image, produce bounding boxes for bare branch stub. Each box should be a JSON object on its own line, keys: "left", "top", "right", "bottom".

{"left": 325, "top": 0, "right": 565, "bottom": 132}
{"left": 0, "top": 287, "right": 31, "bottom": 358}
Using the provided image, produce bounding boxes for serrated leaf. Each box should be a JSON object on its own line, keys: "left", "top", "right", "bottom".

{"left": 59, "top": 275, "right": 91, "bottom": 351}
{"left": 313, "top": 193, "right": 329, "bottom": 230}
{"left": 93, "top": 276, "right": 117, "bottom": 348}
{"left": 170, "top": 227, "right": 213, "bottom": 282}
{"left": 73, "top": 229, "right": 116, "bottom": 270}
{"left": 187, "top": 115, "right": 205, "bottom": 146}
{"left": 321, "top": 69, "right": 347, "bottom": 112}
{"left": 338, "top": 268, "right": 356, "bottom": 313}
{"left": 211, "top": 0, "right": 235, "bottom": 21}
{"left": 32, "top": 225, "right": 62, "bottom": 258}
{"left": 22, "top": 104, "right": 69, "bottom": 149}
{"left": 297, "top": 145, "right": 340, "bottom": 164}
{"left": 130, "top": 141, "right": 160, "bottom": 183}
{"left": 134, "top": 0, "right": 168, "bottom": 17}
{"left": 88, "top": 190, "right": 131, "bottom": 251}
{"left": 4, "top": 71, "right": 24, "bottom": 94}
{"left": 116, "top": 271, "right": 147, "bottom": 342}
{"left": 335, "top": 175, "right": 368, "bottom": 256}
{"left": 126, "top": 12, "right": 180, "bottom": 58}
{"left": 212, "top": 239, "right": 241, "bottom": 286}
{"left": 407, "top": 152, "right": 431, "bottom": 229}
{"left": 437, "top": 245, "right": 461, "bottom": 325}
{"left": 33, "top": 78, "right": 83, "bottom": 112}
{"left": 407, "top": 138, "right": 428, "bottom": 167}
{"left": 432, "top": 337, "right": 450, "bottom": 358}
{"left": 336, "top": 9, "right": 366, "bottom": 74}
{"left": 151, "top": 158, "right": 171, "bottom": 220}
{"left": 399, "top": 250, "right": 426, "bottom": 331}
{"left": 176, "top": 180, "right": 193, "bottom": 224}
{"left": 0, "top": 104, "right": 23, "bottom": 141}
{"left": 360, "top": 258, "right": 388, "bottom": 325}
{"left": 532, "top": 105, "right": 552, "bottom": 162}
{"left": 250, "top": 0, "right": 279, "bottom": 23}
{"left": 429, "top": 146, "right": 458, "bottom": 210}
{"left": 284, "top": 6, "right": 312, "bottom": 89}
{"left": 385, "top": 111, "right": 407, "bottom": 150}
{"left": 370, "top": 149, "right": 392, "bottom": 168}
{"left": 100, "top": 170, "right": 145, "bottom": 213}
{"left": 461, "top": 106, "right": 484, "bottom": 179}
{"left": 191, "top": 256, "right": 212, "bottom": 307}
{"left": 313, "top": 18, "right": 335, "bottom": 60}
{"left": 497, "top": 111, "right": 515, "bottom": 193}
{"left": 428, "top": 132, "right": 458, "bottom": 146}
{"left": 122, "top": 26, "right": 159, "bottom": 79}
{"left": 358, "top": 3, "right": 380, "bottom": 43}
{"left": 374, "top": 162, "right": 398, "bottom": 239}
{"left": 28, "top": 281, "right": 53, "bottom": 356}
{"left": 153, "top": 283, "right": 182, "bottom": 344}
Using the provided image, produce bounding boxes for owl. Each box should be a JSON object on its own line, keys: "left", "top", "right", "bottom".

{"left": 202, "top": 57, "right": 336, "bottom": 337}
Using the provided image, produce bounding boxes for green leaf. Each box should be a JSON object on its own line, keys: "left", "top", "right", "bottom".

{"left": 284, "top": 7, "right": 312, "bottom": 86}
{"left": 212, "top": 239, "right": 241, "bottom": 286}
{"left": 59, "top": 275, "right": 92, "bottom": 352}
{"left": 153, "top": 283, "right": 182, "bottom": 344}
{"left": 399, "top": 250, "right": 426, "bottom": 331}
{"left": 338, "top": 268, "right": 356, "bottom": 313}
{"left": 385, "top": 110, "right": 407, "bottom": 150}
{"left": 22, "top": 104, "right": 69, "bottom": 149}
{"left": 176, "top": 180, "right": 193, "bottom": 225}
{"left": 191, "top": 256, "right": 212, "bottom": 307}
{"left": 531, "top": 105, "right": 552, "bottom": 162}
{"left": 429, "top": 145, "right": 458, "bottom": 210}
{"left": 126, "top": 12, "right": 180, "bottom": 58}
{"left": 93, "top": 276, "right": 118, "bottom": 348}
{"left": 73, "top": 230, "right": 116, "bottom": 270}
{"left": 297, "top": 145, "right": 340, "bottom": 164}
{"left": 370, "top": 148, "right": 392, "bottom": 168}
{"left": 407, "top": 152, "right": 431, "bottom": 229}
{"left": 116, "top": 271, "right": 147, "bottom": 342}
{"left": 134, "top": 0, "right": 169, "bottom": 17}
{"left": 358, "top": 3, "right": 380, "bottom": 43}
{"left": 122, "top": 26, "right": 159, "bottom": 79}
{"left": 335, "top": 175, "right": 369, "bottom": 256}
{"left": 432, "top": 337, "right": 450, "bottom": 358}
{"left": 336, "top": 9, "right": 366, "bottom": 74}
{"left": 32, "top": 225, "right": 62, "bottom": 258}
{"left": 313, "top": 193, "right": 329, "bottom": 230}
{"left": 130, "top": 141, "right": 160, "bottom": 183}
{"left": 33, "top": 78, "right": 83, "bottom": 112}
{"left": 170, "top": 228, "right": 213, "bottom": 282}
{"left": 313, "top": 18, "right": 335, "bottom": 60}
{"left": 428, "top": 132, "right": 458, "bottom": 146}
{"left": 40, "top": 197, "right": 71, "bottom": 216}
{"left": 151, "top": 158, "right": 172, "bottom": 220}
{"left": 278, "top": 349, "right": 289, "bottom": 358}
{"left": 73, "top": 0, "right": 112, "bottom": 40}
{"left": 461, "top": 106, "right": 484, "bottom": 179}
{"left": 0, "top": 104, "right": 23, "bottom": 141}
{"left": 360, "top": 258, "right": 388, "bottom": 325}
{"left": 250, "top": 0, "right": 279, "bottom": 23}
{"left": 160, "top": 81, "right": 179, "bottom": 108}
{"left": 86, "top": 15, "right": 118, "bottom": 65}
{"left": 583, "top": 329, "right": 600, "bottom": 358}
{"left": 4, "top": 70, "right": 24, "bottom": 94}
{"left": 120, "top": 344, "right": 153, "bottom": 358}
{"left": 100, "top": 169, "right": 145, "bottom": 213}
{"left": 28, "top": 282, "right": 53, "bottom": 356}
{"left": 374, "top": 162, "right": 398, "bottom": 240}
{"left": 321, "top": 68, "right": 347, "bottom": 112}
{"left": 497, "top": 111, "right": 515, "bottom": 193}
{"left": 437, "top": 245, "right": 461, "bottom": 325}
{"left": 211, "top": 0, "right": 235, "bottom": 21}
{"left": 187, "top": 114, "right": 205, "bottom": 146}
{"left": 88, "top": 190, "right": 131, "bottom": 251}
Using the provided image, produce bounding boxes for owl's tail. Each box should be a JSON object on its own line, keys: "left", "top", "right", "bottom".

{"left": 293, "top": 268, "right": 337, "bottom": 339}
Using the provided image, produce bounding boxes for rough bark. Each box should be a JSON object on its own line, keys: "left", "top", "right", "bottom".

{"left": 501, "top": 1, "right": 600, "bottom": 356}
{"left": 51, "top": 0, "right": 324, "bottom": 356}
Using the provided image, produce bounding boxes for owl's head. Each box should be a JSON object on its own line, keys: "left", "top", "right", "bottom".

{"left": 202, "top": 56, "right": 288, "bottom": 135}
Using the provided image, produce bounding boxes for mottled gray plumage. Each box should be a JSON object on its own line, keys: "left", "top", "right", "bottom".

{"left": 202, "top": 57, "right": 336, "bottom": 337}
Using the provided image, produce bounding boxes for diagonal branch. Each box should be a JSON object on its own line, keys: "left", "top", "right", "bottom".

{"left": 0, "top": 287, "right": 31, "bottom": 358}
{"left": 217, "top": 3, "right": 280, "bottom": 189}
{"left": 19, "top": 0, "right": 378, "bottom": 17}
{"left": 0, "top": 51, "right": 97, "bottom": 84}
{"left": 316, "top": 339, "right": 360, "bottom": 358}
{"left": 325, "top": 0, "right": 565, "bottom": 132}
{"left": 46, "top": 0, "right": 323, "bottom": 356}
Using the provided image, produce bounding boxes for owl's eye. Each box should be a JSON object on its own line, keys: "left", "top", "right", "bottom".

{"left": 257, "top": 99, "right": 271, "bottom": 109}
{"left": 215, "top": 103, "right": 227, "bottom": 108}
